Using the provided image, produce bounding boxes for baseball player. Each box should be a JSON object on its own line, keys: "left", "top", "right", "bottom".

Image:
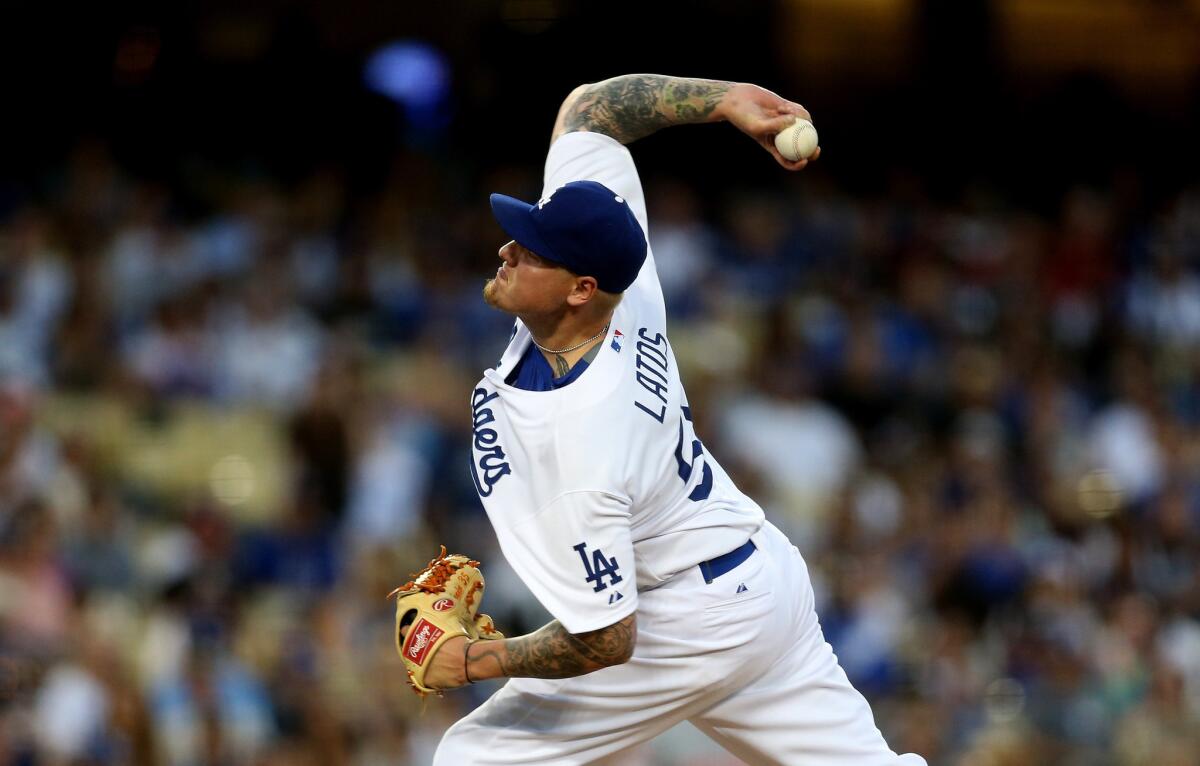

{"left": 410, "top": 74, "right": 927, "bottom": 765}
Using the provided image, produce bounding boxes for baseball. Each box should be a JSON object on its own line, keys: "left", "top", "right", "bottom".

{"left": 774, "top": 118, "right": 818, "bottom": 161}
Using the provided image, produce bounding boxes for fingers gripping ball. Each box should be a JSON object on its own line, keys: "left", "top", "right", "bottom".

{"left": 774, "top": 118, "right": 819, "bottom": 161}
{"left": 390, "top": 546, "right": 505, "bottom": 696}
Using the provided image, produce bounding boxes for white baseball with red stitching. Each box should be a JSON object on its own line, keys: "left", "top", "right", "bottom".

{"left": 774, "top": 118, "right": 818, "bottom": 161}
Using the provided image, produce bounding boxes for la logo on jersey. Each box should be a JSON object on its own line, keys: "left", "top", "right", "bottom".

{"left": 573, "top": 542, "right": 623, "bottom": 593}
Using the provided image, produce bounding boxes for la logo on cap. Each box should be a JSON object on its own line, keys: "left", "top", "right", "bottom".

{"left": 537, "top": 185, "right": 564, "bottom": 210}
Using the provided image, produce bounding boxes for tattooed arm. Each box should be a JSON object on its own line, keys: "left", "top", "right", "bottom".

{"left": 551, "top": 74, "right": 818, "bottom": 169}
{"left": 406, "top": 615, "right": 637, "bottom": 690}
{"left": 551, "top": 75, "right": 731, "bottom": 144}
{"left": 469, "top": 614, "right": 637, "bottom": 681}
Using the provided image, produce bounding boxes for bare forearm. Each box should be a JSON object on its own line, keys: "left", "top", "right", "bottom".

{"left": 467, "top": 615, "right": 636, "bottom": 681}
{"left": 554, "top": 74, "right": 732, "bottom": 144}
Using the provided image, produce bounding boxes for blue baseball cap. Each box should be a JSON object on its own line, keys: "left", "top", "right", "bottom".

{"left": 489, "top": 180, "right": 647, "bottom": 293}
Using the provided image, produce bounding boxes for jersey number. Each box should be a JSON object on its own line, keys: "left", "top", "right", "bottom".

{"left": 573, "top": 542, "right": 623, "bottom": 592}
{"left": 675, "top": 405, "right": 713, "bottom": 501}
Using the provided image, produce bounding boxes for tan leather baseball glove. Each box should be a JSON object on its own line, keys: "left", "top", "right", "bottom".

{"left": 390, "top": 546, "right": 504, "bottom": 696}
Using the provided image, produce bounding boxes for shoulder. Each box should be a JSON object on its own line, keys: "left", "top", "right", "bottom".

{"left": 544, "top": 130, "right": 637, "bottom": 182}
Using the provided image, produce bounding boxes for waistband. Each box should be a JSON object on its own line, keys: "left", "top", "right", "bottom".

{"left": 698, "top": 539, "right": 756, "bottom": 584}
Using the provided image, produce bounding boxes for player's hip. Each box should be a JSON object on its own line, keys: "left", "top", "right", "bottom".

{"left": 625, "top": 522, "right": 812, "bottom": 666}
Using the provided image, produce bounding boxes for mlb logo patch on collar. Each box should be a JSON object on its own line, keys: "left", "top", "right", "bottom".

{"left": 611, "top": 329, "right": 624, "bottom": 352}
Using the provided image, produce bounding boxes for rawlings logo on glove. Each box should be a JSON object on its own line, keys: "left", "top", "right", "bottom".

{"left": 390, "top": 546, "right": 505, "bottom": 696}
{"left": 405, "top": 619, "right": 444, "bottom": 664}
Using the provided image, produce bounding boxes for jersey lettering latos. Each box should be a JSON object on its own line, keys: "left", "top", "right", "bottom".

{"left": 470, "top": 132, "right": 765, "bottom": 633}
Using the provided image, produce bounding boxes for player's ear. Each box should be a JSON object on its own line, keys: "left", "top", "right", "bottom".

{"left": 567, "top": 276, "right": 599, "bottom": 307}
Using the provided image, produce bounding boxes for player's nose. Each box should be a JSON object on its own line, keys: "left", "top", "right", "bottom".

{"left": 498, "top": 240, "right": 519, "bottom": 264}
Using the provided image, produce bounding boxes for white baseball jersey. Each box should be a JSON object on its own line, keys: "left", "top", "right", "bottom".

{"left": 469, "top": 131, "right": 765, "bottom": 633}
{"left": 448, "top": 130, "right": 927, "bottom": 766}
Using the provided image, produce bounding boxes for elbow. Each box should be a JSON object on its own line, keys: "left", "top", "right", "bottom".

{"left": 617, "top": 614, "right": 637, "bottom": 664}
{"left": 601, "top": 614, "right": 638, "bottom": 667}
{"left": 562, "top": 83, "right": 592, "bottom": 110}
{"left": 551, "top": 83, "right": 597, "bottom": 143}
{"left": 611, "top": 640, "right": 635, "bottom": 667}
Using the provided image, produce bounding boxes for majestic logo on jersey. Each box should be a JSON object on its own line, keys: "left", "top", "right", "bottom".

{"left": 432, "top": 598, "right": 455, "bottom": 612}
{"left": 470, "top": 386, "right": 511, "bottom": 497}
{"left": 404, "top": 619, "right": 444, "bottom": 665}
{"left": 573, "top": 542, "right": 624, "bottom": 593}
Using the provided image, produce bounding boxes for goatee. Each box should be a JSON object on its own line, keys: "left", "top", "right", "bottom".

{"left": 482, "top": 278, "right": 499, "bottom": 307}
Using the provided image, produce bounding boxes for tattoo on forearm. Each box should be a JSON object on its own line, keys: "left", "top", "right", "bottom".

{"left": 473, "top": 617, "right": 635, "bottom": 680}
{"left": 563, "top": 75, "right": 730, "bottom": 143}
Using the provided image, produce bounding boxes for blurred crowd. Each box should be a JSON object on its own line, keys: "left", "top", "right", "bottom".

{"left": 1, "top": 139, "right": 1199, "bottom": 766}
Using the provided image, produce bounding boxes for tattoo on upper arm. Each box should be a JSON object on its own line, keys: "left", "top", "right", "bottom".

{"left": 561, "top": 75, "right": 730, "bottom": 144}
{"left": 484, "top": 616, "right": 636, "bottom": 679}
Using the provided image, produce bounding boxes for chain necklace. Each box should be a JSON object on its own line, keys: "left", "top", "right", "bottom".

{"left": 531, "top": 323, "right": 609, "bottom": 356}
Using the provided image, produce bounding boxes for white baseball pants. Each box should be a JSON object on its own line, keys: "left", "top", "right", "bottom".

{"left": 434, "top": 521, "right": 927, "bottom": 765}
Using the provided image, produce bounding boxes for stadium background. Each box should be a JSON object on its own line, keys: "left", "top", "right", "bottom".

{"left": 2, "top": 1, "right": 1200, "bottom": 763}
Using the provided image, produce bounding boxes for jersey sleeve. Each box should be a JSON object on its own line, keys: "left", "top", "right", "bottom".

{"left": 542, "top": 131, "right": 665, "bottom": 318}
{"left": 543, "top": 132, "right": 648, "bottom": 234}
{"left": 491, "top": 488, "right": 638, "bottom": 634}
